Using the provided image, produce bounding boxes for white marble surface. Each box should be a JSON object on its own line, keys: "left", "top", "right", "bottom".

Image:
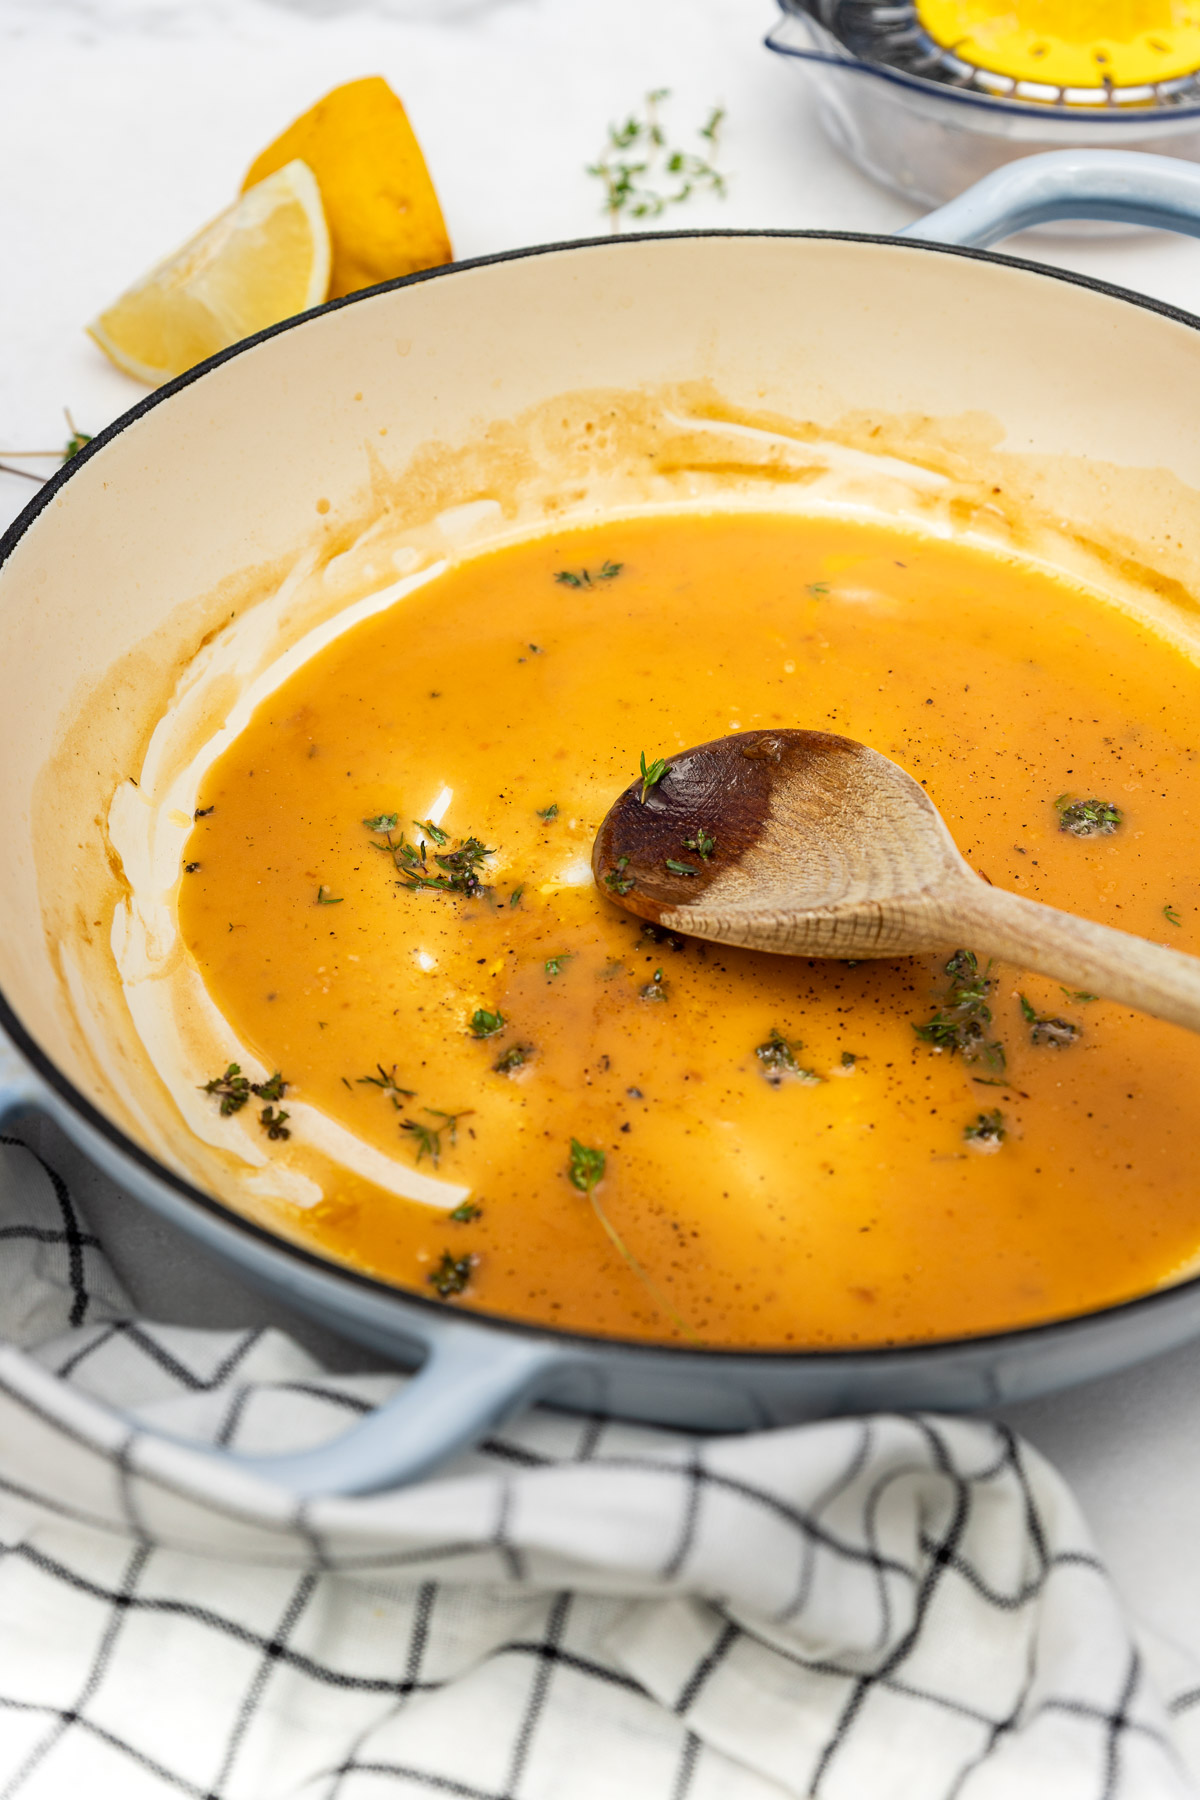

{"left": 4, "top": 0, "right": 1200, "bottom": 1670}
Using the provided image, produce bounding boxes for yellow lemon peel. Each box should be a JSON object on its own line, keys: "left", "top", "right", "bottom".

{"left": 242, "top": 76, "right": 452, "bottom": 300}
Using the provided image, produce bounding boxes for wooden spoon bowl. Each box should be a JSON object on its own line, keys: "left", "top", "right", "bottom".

{"left": 593, "top": 728, "right": 1200, "bottom": 1033}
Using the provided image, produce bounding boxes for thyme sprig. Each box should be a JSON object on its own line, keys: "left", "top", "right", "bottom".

{"left": 357, "top": 1063, "right": 417, "bottom": 1107}
{"left": 364, "top": 814, "right": 494, "bottom": 897}
{"left": 0, "top": 408, "right": 93, "bottom": 484}
{"left": 568, "top": 1138, "right": 698, "bottom": 1341}
{"left": 400, "top": 1107, "right": 473, "bottom": 1168}
{"left": 639, "top": 752, "right": 667, "bottom": 803}
{"left": 588, "top": 90, "right": 727, "bottom": 232}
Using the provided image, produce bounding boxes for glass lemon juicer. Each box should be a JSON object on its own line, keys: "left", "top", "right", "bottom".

{"left": 768, "top": 0, "right": 1200, "bottom": 207}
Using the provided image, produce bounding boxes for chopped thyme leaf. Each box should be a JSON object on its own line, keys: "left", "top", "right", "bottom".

{"left": 363, "top": 813, "right": 399, "bottom": 832}
{"left": 841, "top": 1051, "right": 858, "bottom": 1068}
{"left": 544, "top": 955, "right": 571, "bottom": 978}
{"left": 964, "top": 1108, "right": 1006, "bottom": 1149}
{"left": 1061, "top": 988, "right": 1098, "bottom": 1002}
{"left": 400, "top": 1107, "right": 473, "bottom": 1167}
{"left": 640, "top": 922, "right": 687, "bottom": 951}
{"left": 640, "top": 967, "right": 667, "bottom": 1001}
{"left": 357, "top": 1063, "right": 417, "bottom": 1105}
{"left": 449, "top": 1201, "right": 482, "bottom": 1223}
{"left": 259, "top": 1105, "right": 290, "bottom": 1140}
{"left": 194, "top": 805, "right": 214, "bottom": 819}
{"left": 493, "top": 1043, "right": 534, "bottom": 1075}
{"left": 1031, "top": 1016, "right": 1082, "bottom": 1048}
{"left": 1055, "top": 795, "right": 1123, "bottom": 837}
{"left": 469, "top": 1008, "right": 506, "bottom": 1038}
{"left": 1165, "top": 904, "right": 1183, "bottom": 927}
{"left": 913, "top": 949, "right": 1005, "bottom": 1072}
{"left": 427, "top": 1108, "right": 471, "bottom": 1144}
{"left": 604, "top": 855, "right": 634, "bottom": 896}
{"left": 201, "top": 1063, "right": 251, "bottom": 1115}
{"left": 316, "top": 885, "right": 343, "bottom": 905}
{"left": 665, "top": 858, "right": 698, "bottom": 876}
{"left": 754, "top": 1028, "right": 822, "bottom": 1085}
{"left": 553, "top": 561, "right": 622, "bottom": 589}
{"left": 568, "top": 1138, "right": 605, "bottom": 1194}
{"left": 683, "top": 827, "right": 716, "bottom": 861}
{"left": 428, "top": 1250, "right": 474, "bottom": 1298}
{"left": 1019, "top": 994, "right": 1082, "bottom": 1048}
{"left": 184, "top": 862, "right": 201, "bottom": 874}
{"left": 400, "top": 1118, "right": 440, "bottom": 1163}
{"left": 536, "top": 804, "right": 559, "bottom": 821}
{"left": 806, "top": 581, "right": 830, "bottom": 595}
{"left": 202, "top": 1064, "right": 289, "bottom": 1117}
{"left": 510, "top": 885, "right": 525, "bottom": 907}
{"left": 639, "top": 752, "right": 668, "bottom": 803}
{"left": 413, "top": 818, "right": 449, "bottom": 845}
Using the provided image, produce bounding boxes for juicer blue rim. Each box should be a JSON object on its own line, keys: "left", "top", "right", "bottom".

{"left": 769, "top": 2, "right": 1200, "bottom": 123}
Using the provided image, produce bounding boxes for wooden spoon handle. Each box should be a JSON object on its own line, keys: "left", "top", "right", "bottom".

{"left": 942, "top": 879, "right": 1200, "bottom": 1034}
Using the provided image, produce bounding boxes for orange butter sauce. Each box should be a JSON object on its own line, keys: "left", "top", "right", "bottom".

{"left": 177, "top": 511, "right": 1200, "bottom": 1347}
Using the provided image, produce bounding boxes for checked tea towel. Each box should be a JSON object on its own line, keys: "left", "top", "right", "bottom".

{"left": 0, "top": 1134, "right": 1198, "bottom": 1800}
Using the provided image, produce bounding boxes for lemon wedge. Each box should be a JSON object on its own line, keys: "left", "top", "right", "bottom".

{"left": 242, "top": 77, "right": 452, "bottom": 300}
{"left": 88, "top": 160, "right": 331, "bottom": 386}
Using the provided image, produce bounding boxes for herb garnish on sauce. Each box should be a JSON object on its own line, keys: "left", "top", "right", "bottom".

{"left": 201, "top": 1064, "right": 289, "bottom": 1124}
{"left": 428, "top": 1250, "right": 474, "bottom": 1299}
{"left": 639, "top": 752, "right": 667, "bottom": 803}
{"left": 364, "top": 815, "right": 494, "bottom": 897}
{"left": 469, "top": 1009, "right": 506, "bottom": 1038}
{"left": 554, "top": 561, "right": 623, "bottom": 589}
{"left": 1055, "top": 795, "right": 1123, "bottom": 837}
{"left": 1018, "top": 993, "right": 1082, "bottom": 1048}
{"left": 400, "top": 1108, "right": 473, "bottom": 1167}
{"left": 754, "top": 1028, "right": 822, "bottom": 1086}
{"left": 913, "top": 950, "right": 1005, "bottom": 1072}
{"left": 964, "top": 1109, "right": 1006, "bottom": 1149}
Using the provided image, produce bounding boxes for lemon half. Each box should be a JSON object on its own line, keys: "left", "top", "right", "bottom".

{"left": 915, "top": 0, "right": 1200, "bottom": 87}
{"left": 88, "top": 160, "right": 331, "bottom": 386}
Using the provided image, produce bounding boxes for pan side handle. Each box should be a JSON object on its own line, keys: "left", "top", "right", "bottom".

{"left": 904, "top": 147, "right": 1200, "bottom": 248}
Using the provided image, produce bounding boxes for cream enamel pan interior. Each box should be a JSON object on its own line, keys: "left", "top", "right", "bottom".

{"left": 7, "top": 182, "right": 1200, "bottom": 1494}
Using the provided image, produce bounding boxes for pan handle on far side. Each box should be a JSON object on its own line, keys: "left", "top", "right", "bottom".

{"left": 904, "top": 148, "right": 1200, "bottom": 248}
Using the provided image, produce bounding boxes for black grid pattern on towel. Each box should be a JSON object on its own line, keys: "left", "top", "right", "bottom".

{"left": 0, "top": 1134, "right": 1193, "bottom": 1800}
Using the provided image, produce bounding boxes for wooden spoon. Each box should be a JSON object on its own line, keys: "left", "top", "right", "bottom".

{"left": 591, "top": 728, "right": 1200, "bottom": 1033}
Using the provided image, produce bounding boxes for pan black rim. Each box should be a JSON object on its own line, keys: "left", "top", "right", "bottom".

{"left": 5, "top": 223, "right": 1200, "bottom": 1367}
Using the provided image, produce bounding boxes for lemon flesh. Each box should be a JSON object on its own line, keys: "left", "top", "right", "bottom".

{"left": 88, "top": 161, "right": 331, "bottom": 386}
{"left": 242, "top": 76, "right": 452, "bottom": 301}
{"left": 915, "top": 0, "right": 1200, "bottom": 86}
